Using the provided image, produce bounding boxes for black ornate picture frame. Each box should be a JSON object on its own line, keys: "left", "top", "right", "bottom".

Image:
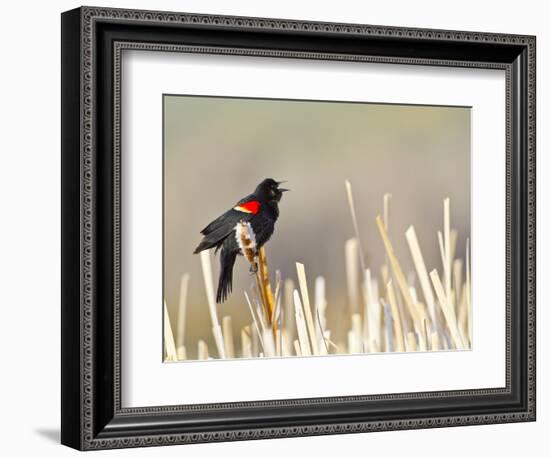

{"left": 61, "top": 6, "right": 536, "bottom": 450}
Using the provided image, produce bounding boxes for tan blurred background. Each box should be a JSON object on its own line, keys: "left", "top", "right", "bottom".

{"left": 164, "top": 95, "right": 470, "bottom": 360}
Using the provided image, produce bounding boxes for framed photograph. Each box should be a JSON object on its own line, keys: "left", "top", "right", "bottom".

{"left": 61, "top": 6, "right": 536, "bottom": 450}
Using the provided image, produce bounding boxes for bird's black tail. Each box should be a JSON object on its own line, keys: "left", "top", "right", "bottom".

{"left": 216, "top": 248, "right": 237, "bottom": 303}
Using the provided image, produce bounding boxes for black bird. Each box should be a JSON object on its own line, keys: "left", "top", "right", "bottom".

{"left": 193, "top": 178, "right": 289, "bottom": 303}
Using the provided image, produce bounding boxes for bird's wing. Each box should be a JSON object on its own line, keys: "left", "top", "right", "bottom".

{"left": 194, "top": 196, "right": 263, "bottom": 254}
{"left": 200, "top": 194, "right": 261, "bottom": 235}
{"left": 194, "top": 209, "right": 252, "bottom": 254}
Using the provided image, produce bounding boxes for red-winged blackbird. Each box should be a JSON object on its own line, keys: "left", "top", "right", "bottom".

{"left": 194, "top": 178, "right": 288, "bottom": 303}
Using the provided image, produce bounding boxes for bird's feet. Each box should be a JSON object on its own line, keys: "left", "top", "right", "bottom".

{"left": 249, "top": 261, "right": 258, "bottom": 274}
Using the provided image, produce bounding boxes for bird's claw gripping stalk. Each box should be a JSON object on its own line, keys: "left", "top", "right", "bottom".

{"left": 236, "top": 221, "right": 276, "bottom": 336}
{"left": 249, "top": 261, "right": 259, "bottom": 274}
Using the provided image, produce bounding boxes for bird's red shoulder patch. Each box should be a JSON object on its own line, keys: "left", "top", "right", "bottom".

{"left": 234, "top": 200, "right": 260, "bottom": 214}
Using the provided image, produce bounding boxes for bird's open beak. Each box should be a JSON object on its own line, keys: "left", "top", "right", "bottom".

{"left": 277, "top": 180, "right": 289, "bottom": 192}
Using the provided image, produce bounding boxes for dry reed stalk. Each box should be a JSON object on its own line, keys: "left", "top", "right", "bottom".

{"left": 241, "top": 326, "right": 252, "bottom": 358}
{"left": 437, "top": 230, "right": 449, "bottom": 299}
{"left": 376, "top": 216, "right": 422, "bottom": 332}
{"left": 163, "top": 301, "right": 178, "bottom": 361}
{"left": 262, "top": 329, "right": 276, "bottom": 357}
{"left": 457, "top": 281, "right": 469, "bottom": 347}
{"left": 176, "top": 273, "right": 190, "bottom": 354}
{"left": 466, "top": 238, "right": 472, "bottom": 347}
{"left": 345, "top": 180, "right": 367, "bottom": 274}
{"left": 315, "top": 277, "right": 331, "bottom": 354}
{"left": 386, "top": 281, "right": 405, "bottom": 352}
{"left": 284, "top": 279, "right": 295, "bottom": 340}
{"left": 347, "top": 331, "right": 357, "bottom": 354}
{"left": 396, "top": 282, "right": 412, "bottom": 335}
{"left": 222, "top": 316, "right": 235, "bottom": 358}
{"left": 381, "top": 299, "right": 394, "bottom": 352}
{"left": 324, "top": 334, "right": 341, "bottom": 353}
{"left": 278, "top": 305, "right": 284, "bottom": 356}
{"left": 199, "top": 250, "right": 226, "bottom": 358}
{"left": 444, "top": 198, "right": 452, "bottom": 307}
{"left": 361, "top": 284, "right": 369, "bottom": 350}
{"left": 251, "top": 324, "right": 261, "bottom": 356}
{"left": 274, "top": 281, "right": 284, "bottom": 356}
{"left": 244, "top": 291, "right": 264, "bottom": 352}
{"left": 281, "top": 330, "right": 293, "bottom": 356}
{"left": 441, "top": 333, "right": 451, "bottom": 350}
{"left": 252, "top": 294, "right": 277, "bottom": 353}
{"left": 453, "top": 259, "right": 463, "bottom": 312}
{"left": 383, "top": 193, "right": 392, "bottom": 232}
{"left": 256, "top": 246, "right": 276, "bottom": 333}
{"left": 365, "top": 269, "right": 381, "bottom": 352}
{"left": 296, "top": 263, "right": 320, "bottom": 354}
{"left": 273, "top": 270, "right": 283, "bottom": 324}
{"left": 315, "top": 276, "right": 327, "bottom": 335}
{"left": 254, "top": 296, "right": 268, "bottom": 331}
{"left": 275, "top": 329, "right": 282, "bottom": 356}
{"left": 319, "top": 332, "right": 330, "bottom": 355}
{"left": 361, "top": 270, "right": 371, "bottom": 348}
{"left": 429, "top": 269, "right": 464, "bottom": 349}
{"left": 383, "top": 193, "right": 392, "bottom": 271}
{"left": 409, "top": 286, "right": 428, "bottom": 350}
{"left": 380, "top": 264, "right": 390, "bottom": 296}
{"left": 177, "top": 346, "right": 187, "bottom": 360}
{"left": 405, "top": 226, "right": 438, "bottom": 329}
{"left": 451, "top": 233, "right": 462, "bottom": 333}
{"left": 458, "top": 282, "right": 468, "bottom": 330}
{"left": 198, "top": 340, "right": 209, "bottom": 360}
{"left": 351, "top": 313, "right": 363, "bottom": 353}
{"left": 430, "top": 331, "right": 440, "bottom": 350}
{"left": 293, "top": 289, "right": 312, "bottom": 356}
{"left": 406, "top": 332, "right": 417, "bottom": 352}
{"left": 450, "top": 229, "right": 458, "bottom": 267}
{"left": 293, "top": 340, "right": 302, "bottom": 356}
{"left": 345, "top": 238, "right": 361, "bottom": 315}
{"left": 420, "top": 319, "right": 429, "bottom": 351}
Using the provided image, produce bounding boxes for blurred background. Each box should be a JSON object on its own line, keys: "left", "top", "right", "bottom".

{"left": 164, "top": 95, "right": 470, "bottom": 360}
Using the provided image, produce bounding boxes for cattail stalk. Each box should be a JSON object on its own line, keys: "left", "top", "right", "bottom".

{"left": 256, "top": 246, "right": 276, "bottom": 333}
{"left": 244, "top": 291, "right": 264, "bottom": 352}
{"left": 466, "top": 238, "right": 472, "bottom": 348}
{"left": 430, "top": 269, "right": 464, "bottom": 349}
{"left": 406, "top": 332, "right": 417, "bottom": 352}
{"left": 199, "top": 250, "right": 226, "bottom": 358}
{"left": 386, "top": 281, "right": 405, "bottom": 352}
{"left": 345, "top": 180, "right": 367, "bottom": 273}
{"left": 406, "top": 226, "right": 438, "bottom": 330}
{"left": 376, "top": 216, "right": 421, "bottom": 332}
{"left": 296, "top": 263, "right": 320, "bottom": 355}
{"left": 293, "top": 289, "right": 312, "bottom": 356}
{"left": 241, "top": 326, "right": 252, "bottom": 358}
{"left": 198, "top": 340, "right": 209, "bottom": 360}
{"left": 163, "top": 301, "right": 178, "bottom": 361}
{"left": 443, "top": 198, "right": 452, "bottom": 310}
{"left": 345, "top": 238, "right": 361, "bottom": 315}
{"left": 176, "top": 273, "right": 190, "bottom": 356}
{"left": 222, "top": 316, "right": 235, "bottom": 358}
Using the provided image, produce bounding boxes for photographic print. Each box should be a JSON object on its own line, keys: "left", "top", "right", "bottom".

{"left": 163, "top": 95, "right": 471, "bottom": 361}
{"left": 62, "top": 8, "right": 536, "bottom": 448}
